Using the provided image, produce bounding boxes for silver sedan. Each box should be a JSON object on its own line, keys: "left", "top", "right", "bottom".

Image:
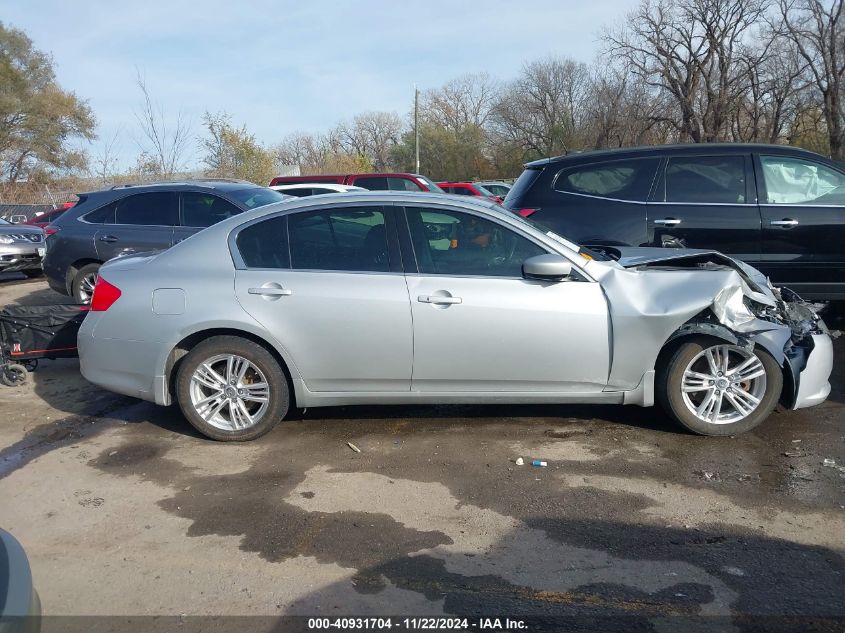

{"left": 77, "top": 192, "right": 833, "bottom": 441}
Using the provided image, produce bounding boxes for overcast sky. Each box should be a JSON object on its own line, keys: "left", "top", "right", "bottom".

{"left": 6, "top": 0, "right": 638, "bottom": 169}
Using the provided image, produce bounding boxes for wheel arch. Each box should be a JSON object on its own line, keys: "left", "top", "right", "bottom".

{"left": 655, "top": 315, "right": 792, "bottom": 405}
{"left": 163, "top": 327, "right": 299, "bottom": 408}
{"left": 67, "top": 258, "right": 103, "bottom": 295}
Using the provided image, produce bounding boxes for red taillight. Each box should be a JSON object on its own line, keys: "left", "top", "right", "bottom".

{"left": 517, "top": 208, "right": 539, "bottom": 218}
{"left": 90, "top": 277, "right": 121, "bottom": 311}
{"left": 44, "top": 225, "right": 59, "bottom": 236}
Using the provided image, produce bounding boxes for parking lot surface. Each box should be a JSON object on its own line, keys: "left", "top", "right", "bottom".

{"left": 1, "top": 276, "right": 843, "bottom": 630}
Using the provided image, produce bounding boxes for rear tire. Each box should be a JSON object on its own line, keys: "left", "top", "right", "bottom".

{"left": 72, "top": 263, "right": 101, "bottom": 304}
{"left": 657, "top": 337, "right": 782, "bottom": 436}
{"left": 175, "top": 336, "right": 289, "bottom": 441}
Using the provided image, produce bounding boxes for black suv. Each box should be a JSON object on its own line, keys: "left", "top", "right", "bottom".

{"left": 504, "top": 143, "right": 845, "bottom": 300}
{"left": 43, "top": 180, "right": 287, "bottom": 302}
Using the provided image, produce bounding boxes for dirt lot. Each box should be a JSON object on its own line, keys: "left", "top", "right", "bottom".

{"left": 0, "top": 276, "right": 843, "bottom": 630}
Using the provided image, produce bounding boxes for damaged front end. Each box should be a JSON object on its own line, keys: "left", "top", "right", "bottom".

{"left": 592, "top": 248, "right": 834, "bottom": 410}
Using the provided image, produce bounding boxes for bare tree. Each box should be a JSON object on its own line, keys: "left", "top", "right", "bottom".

{"left": 604, "top": 0, "right": 770, "bottom": 143}
{"left": 133, "top": 72, "right": 192, "bottom": 178}
{"left": 91, "top": 128, "right": 121, "bottom": 185}
{"left": 774, "top": 0, "right": 845, "bottom": 157}
{"left": 490, "top": 56, "right": 591, "bottom": 157}
{"left": 421, "top": 72, "right": 500, "bottom": 132}
{"left": 334, "top": 111, "right": 402, "bottom": 171}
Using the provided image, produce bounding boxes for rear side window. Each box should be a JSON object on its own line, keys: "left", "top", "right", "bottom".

{"left": 114, "top": 192, "right": 179, "bottom": 226}
{"left": 664, "top": 156, "right": 746, "bottom": 204}
{"left": 288, "top": 207, "right": 390, "bottom": 272}
{"left": 181, "top": 192, "right": 242, "bottom": 227}
{"left": 352, "top": 176, "right": 389, "bottom": 190}
{"left": 236, "top": 216, "right": 289, "bottom": 269}
{"left": 554, "top": 158, "right": 659, "bottom": 202}
{"left": 282, "top": 189, "right": 313, "bottom": 197}
{"left": 84, "top": 202, "right": 117, "bottom": 224}
{"left": 388, "top": 177, "right": 422, "bottom": 191}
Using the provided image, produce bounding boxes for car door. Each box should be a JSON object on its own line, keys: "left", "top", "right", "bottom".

{"left": 755, "top": 153, "right": 845, "bottom": 297}
{"left": 400, "top": 205, "right": 610, "bottom": 393}
{"left": 648, "top": 153, "right": 761, "bottom": 259}
{"left": 173, "top": 191, "right": 244, "bottom": 244}
{"left": 94, "top": 192, "right": 178, "bottom": 261}
{"left": 233, "top": 204, "right": 413, "bottom": 392}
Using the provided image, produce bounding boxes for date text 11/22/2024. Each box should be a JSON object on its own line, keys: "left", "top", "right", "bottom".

{"left": 307, "top": 617, "right": 528, "bottom": 630}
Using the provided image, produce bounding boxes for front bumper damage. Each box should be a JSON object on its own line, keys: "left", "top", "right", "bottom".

{"left": 593, "top": 248, "right": 835, "bottom": 411}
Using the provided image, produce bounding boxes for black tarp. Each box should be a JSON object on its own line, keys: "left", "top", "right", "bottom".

{"left": 0, "top": 304, "right": 88, "bottom": 360}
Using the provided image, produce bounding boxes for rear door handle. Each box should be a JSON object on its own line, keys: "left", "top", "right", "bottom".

{"left": 98, "top": 235, "right": 118, "bottom": 243}
{"left": 418, "top": 295, "right": 462, "bottom": 305}
{"left": 653, "top": 218, "right": 682, "bottom": 226}
{"left": 770, "top": 219, "right": 799, "bottom": 227}
{"left": 248, "top": 287, "right": 292, "bottom": 296}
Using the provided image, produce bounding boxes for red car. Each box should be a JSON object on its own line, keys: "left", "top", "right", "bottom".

{"left": 269, "top": 172, "right": 443, "bottom": 192}
{"left": 437, "top": 182, "right": 503, "bottom": 204}
{"left": 24, "top": 203, "right": 74, "bottom": 229}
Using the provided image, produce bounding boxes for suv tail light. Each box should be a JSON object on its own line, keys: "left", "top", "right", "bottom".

{"left": 516, "top": 208, "right": 539, "bottom": 218}
{"left": 44, "top": 225, "right": 60, "bottom": 236}
{"left": 90, "top": 277, "right": 121, "bottom": 312}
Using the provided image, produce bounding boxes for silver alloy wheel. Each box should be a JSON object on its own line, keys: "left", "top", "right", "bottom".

{"left": 188, "top": 353, "right": 270, "bottom": 432}
{"left": 681, "top": 344, "right": 767, "bottom": 425}
{"left": 78, "top": 272, "right": 98, "bottom": 303}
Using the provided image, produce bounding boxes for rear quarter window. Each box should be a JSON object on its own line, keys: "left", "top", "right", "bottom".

{"left": 554, "top": 158, "right": 660, "bottom": 202}
{"left": 504, "top": 168, "right": 542, "bottom": 207}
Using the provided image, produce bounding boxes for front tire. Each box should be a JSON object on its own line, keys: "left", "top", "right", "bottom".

{"left": 657, "top": 338, "right": 782, "bottom": 436}
{"left": 175, "top": 336, "right": 289, "bottom": 441}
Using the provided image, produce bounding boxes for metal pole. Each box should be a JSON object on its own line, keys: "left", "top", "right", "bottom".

{"left": 414, "top": 85, "right": 420, "bottom": 174}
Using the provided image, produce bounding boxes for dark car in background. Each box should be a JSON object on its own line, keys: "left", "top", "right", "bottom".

{"left": 504, "top": 143, "right": 845, "bottom": 300}
{"left": 42, "top": 180, "right": 287, "bottom": 303}
{"left": 269, "top": 172, "right": 444, "bottom": 192}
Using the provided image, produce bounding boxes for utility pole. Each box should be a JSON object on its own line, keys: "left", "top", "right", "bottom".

{"left": 414, "top": 84, "right": 420, "bottom": 174}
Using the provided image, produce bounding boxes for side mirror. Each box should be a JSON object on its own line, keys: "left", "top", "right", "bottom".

{"left": 522, "top": 254, "right": 572, "bottom": 281}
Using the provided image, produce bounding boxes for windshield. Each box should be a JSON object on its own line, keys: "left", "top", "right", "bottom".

{"left": 228, "top": 187, "right": 289, "bottom": 209}
{"left": 0, "top": 218, "right": 9, "bottom": 225}
{"left": 475, "top": 184, "right": 497, "bottom": 197}
{"left": 414, "top": 175, "right": 445, "bottom": 193}
{"left": 509, "top": 212, "right": 611, "bottom": 261}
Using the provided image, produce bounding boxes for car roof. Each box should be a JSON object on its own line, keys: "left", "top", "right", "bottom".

{"left": 78, "top": 179, "right": 261, "bottom": 196}
{"left": 526, "top": 143, "right": 831, "bottom": 168}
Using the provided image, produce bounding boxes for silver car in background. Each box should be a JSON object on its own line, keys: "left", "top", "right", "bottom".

{"left": 77, "top": 192, "right": 833, "bottom": 441}
{"left": 0, "top": 218, "right": 45, "bottom": 277}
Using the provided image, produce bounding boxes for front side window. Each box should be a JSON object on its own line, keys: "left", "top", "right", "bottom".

{"left": 555, "top": 158, "right": 659, "bottom": 201}
{"left": 288, "top": 207, "right": 389, "bottom": 272}
{"left": 114, "top": 192, "right": 179, "bottom": 226}
{"left": 760, "top": 155, "right": 845, "bottom": 204}
{"left": 352, "top": 176, "right": 389, "bottom": 190}
{"left": 665, "top": 156, "right": 746, "bottom": 204}
{"left": 236, "top": 216, "right": 289, "bottom": 269}
{"left": 182, "top": 192, "right": 242, "bottom": 227}
{"left": 406, "top": 207, "right": 546, "bottom": 277}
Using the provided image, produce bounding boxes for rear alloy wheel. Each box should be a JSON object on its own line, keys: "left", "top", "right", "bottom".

{"left": 72, "top": 263, "right": 101, "bottom": 304}
{"left": 176, "top": 336, "right": 289, "bottom": 441}
{"left": 658, "top": 338, "right": 782, "bottom": 436}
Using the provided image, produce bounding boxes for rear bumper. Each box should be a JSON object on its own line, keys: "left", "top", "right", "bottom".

{"left": 788, "top": 333, "right": 834, "bottom": 410}
{"left": 78, "top": 315, "right": 164, "bottom": 404}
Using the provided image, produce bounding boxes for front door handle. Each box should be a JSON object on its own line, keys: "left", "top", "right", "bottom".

{"left": 418, "top": 295, "right": 462, "bottom": 305}
{"left": 653, "top": 218, "right": 682, "bottom": 226}
{"left": 770, "top": 219, "right": 799, "bottom": 227}
{"left": 248, "top": 287, "right": 292, "bottom": 297}
{"left": 98, "top": 235, "right": 118, "bottom": 243}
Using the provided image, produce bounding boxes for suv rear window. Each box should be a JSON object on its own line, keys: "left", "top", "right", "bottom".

{"left": 554, "top": 158, "right": 660, "bottom": 201}
{"left": 504, "top": 168, "right": 542, "bottom": 206}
